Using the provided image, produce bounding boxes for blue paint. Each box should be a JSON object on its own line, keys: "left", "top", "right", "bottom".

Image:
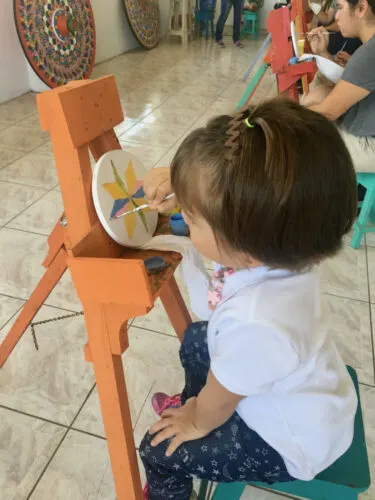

{"left": 170, "top": 213, "right": 190, "bottom": 237}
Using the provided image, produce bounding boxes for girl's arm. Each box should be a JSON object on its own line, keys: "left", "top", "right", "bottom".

{"left": 309, "top": 80, "right": 369, "bottom": 121}
{"left": 150, "top": 320, "right": 299, "bottom": 456}
{"left": 316, "top": 8, "right": 335, "bottom": 25}
{"left": 195, "top": 370, "right": 244, "bottom": 431}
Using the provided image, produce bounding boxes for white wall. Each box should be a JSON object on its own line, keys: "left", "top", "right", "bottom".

{"left": 0, "top": 0, "right": 171, "bottom": 103}
{"left": 91, "top": 0, "right": 170, "bottom": 64}
{"left": 260, "top": 0, "right": 275, "bottom": 29}
{"left": 0, "top": 1, "right": 29, "bottom": 103}
{"left": 91, "top": 0, "right": 139, "bottom": 63}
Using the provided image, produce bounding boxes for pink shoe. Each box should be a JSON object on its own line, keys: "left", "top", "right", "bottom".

{"left": 143, "top": 483, "right": 149, "bottom": 499}
{"left": 151, "top": 392, "right": 182, "bottom": 416}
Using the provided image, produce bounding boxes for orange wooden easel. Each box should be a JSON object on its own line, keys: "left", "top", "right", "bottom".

{"left": 0, "top": 76, "right": 192, "bottom": 499}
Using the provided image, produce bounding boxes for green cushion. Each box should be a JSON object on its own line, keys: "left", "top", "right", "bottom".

{"left": 211, "top": 366, "right": 371, "bottom": 500}
{"left": 315, "top": 367, "right": 370, "bottom": 490}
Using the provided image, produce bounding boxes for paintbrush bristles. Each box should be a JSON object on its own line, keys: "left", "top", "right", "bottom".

{"left": 111, "top": 193, "right": 176, "bottom": 220}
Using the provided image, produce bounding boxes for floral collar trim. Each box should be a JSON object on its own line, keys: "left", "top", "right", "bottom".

{"left": 208, "top": 266, "right": 236, "bottom": 311}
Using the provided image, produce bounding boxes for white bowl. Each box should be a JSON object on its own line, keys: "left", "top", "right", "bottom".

{"left": 301, "top": 54, "right": 344, "bottom": 84}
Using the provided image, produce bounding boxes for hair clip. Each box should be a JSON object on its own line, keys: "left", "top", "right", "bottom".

{"left": 244, "top": 117, "right": 255, "bottom": 128}
{"left": 225, "top": 114, "right": 243, "bottom": 161}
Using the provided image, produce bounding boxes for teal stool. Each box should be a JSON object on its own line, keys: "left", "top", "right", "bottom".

{"left": 195, "top": 10, "right": 215, "bottom": 40}
{"left": 241, "top": 11, "right": 259, "bottom": 40}
{"left": 351, "top": 173, "right": 375, "bottom": 248}
{"left": 195, "top": 0, "right": 215, "bottom": 39}
{"left": 202, "top": 367, "right": 370, "bottom": 500}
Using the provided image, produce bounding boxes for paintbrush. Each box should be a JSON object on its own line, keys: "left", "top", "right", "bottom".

{"left": 111, "top": 193, "right": 175, "bottom": 220}
{"left": 299, "top": 31, "right": 336, "bottom": 39}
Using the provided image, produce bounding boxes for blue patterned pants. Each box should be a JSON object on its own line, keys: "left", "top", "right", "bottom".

{"left": 139, "top": 322, "right": 294, "bottom": 500}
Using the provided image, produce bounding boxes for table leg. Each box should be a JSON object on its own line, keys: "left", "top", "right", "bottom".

{"left": 160, "top": 276, "right": 192, "bottom": 342}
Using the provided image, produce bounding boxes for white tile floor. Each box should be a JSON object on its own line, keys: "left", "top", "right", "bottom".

{"left": 0, "top": 37, "right": 374, "bottom": 500}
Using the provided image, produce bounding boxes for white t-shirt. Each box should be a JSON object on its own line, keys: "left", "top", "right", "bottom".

{"left": 183, "top": 261, "right": 357, "bottom": 481}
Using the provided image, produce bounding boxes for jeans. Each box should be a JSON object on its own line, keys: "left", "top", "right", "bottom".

{"left": 215, "top": 0, "right": 244, "bottom": 43}
{"left": 139, "top": 322, "right": 294, "bottom": 500}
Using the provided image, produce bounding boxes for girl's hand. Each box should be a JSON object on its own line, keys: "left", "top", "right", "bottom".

{"left": 307, "top": 27, "right": 329, "bottom": 55}
{"left": 336, "top": 50, "right": 350, "bottom": 67}
{"left": 149, "top": 398, "right": 209, "bottom": 456}
{"left": 143, "top": 167, "right": 176, "bottom": 213}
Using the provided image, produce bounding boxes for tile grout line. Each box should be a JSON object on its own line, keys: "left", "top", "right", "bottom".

{"left": 323, "top": 291, "right": 374, "bottom": 306}
{"left": 2, "top": 225, "right": 56, "bottom": 238}
{"left": 0, "top": 290, "right": 79, "bottom": 313}
{"left": 359, "top": 381, "right": 375, "bottom": 389}
{"left": 0, "top": 403, "right": 70, "bottom": 429}
{"left": 26, "top": 384, "right": 97, "bottom": 500}
{"left": 0, "top": 295, "right": 81, "bottom": 338}
{"left": 0, "top": 400, "right": 112, "bottom": 444}
{"left": 0, "top": 301, "right": 25, "bottom": 332}
{"left": 69, "top": 426, "right": 107, "bottom": 441}
{"left": 130, "top": 323, "right": 180, "bottom": 340}
{"left": 0, "top": 177, "right": 52, "bottom": 189}
{"left": 0, "top": 133, "right": 59, "bottom": 229}
{"left": 4, "top": 181, "right": 60, "bottom": 229}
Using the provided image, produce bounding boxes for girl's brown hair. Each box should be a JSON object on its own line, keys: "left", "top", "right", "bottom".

{"left": 171, "top": 97, "right": 357, "bottom": 271}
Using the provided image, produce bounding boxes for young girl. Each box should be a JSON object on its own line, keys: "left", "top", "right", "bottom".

{"left": 140, "top": 98, "right": 358, "bottom": 500}
{"left": 304, "top": 0, "right": 375, "bottom": 173}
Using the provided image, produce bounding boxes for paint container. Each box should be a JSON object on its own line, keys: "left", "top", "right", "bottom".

{"left": 169, "top": 213, "right": 190, "bottom": 237}
{"left": 144, "top": 256, "right": 167, "bottom": 274}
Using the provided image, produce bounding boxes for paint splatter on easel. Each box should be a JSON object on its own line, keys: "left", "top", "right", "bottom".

{"left": 103, "top": 160, "right": 149, "bottom": 238}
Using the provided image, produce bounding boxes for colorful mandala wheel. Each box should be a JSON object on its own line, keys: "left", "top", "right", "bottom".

{"left": 14, "top": 0, "right": 96, "bottom": 88}
{"left": 122, "top": 0, "right": 160, "bottom": 50}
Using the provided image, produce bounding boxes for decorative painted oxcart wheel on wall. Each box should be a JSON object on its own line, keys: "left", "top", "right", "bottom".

{"left": 14, "top": 0, "right": 96, "bottom": 88}
{"left": 122, "top": 0, "right": 160, "bottom": 49}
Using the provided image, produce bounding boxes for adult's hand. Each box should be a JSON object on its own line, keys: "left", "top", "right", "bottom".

{"left": 336, "top": 51, "right": 351, "bottom": 67}
{"left": 307, "top": 27, "right": 329, "bottom": 56}
{"left": 143, "top": 167, "right": 176, "bottom": 213}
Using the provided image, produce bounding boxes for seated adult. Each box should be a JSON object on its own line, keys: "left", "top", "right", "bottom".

{"left": 303, "top": 0, "right": 375, "bottom": 173}
{"left": 307, "top": 0, "right": 362, "bottom": 66}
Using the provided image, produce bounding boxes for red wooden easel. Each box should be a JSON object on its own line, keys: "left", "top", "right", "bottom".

{"left": 237, "top": 0, "right": 316, "bottom": 109}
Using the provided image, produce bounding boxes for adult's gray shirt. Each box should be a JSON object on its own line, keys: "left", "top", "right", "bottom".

{"left": 340, "top": 34, "right": 375, "bottom": 137}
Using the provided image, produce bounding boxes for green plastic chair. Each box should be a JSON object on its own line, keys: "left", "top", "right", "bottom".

{"left": 351, "top": 173, "right": 375, "bottom": 249}
{"left": 241, "top": 11, "right": 260, "bottom": 40}
{"left": 199, "top": 367, "right": 370, "bottom": 500}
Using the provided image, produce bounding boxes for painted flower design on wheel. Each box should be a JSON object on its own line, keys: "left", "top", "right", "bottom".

{"left": 103, "top": 160, "right": 149, "bottom": 239}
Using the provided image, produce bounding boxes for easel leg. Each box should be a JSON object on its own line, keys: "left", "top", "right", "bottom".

{"left": 236, "top": 63, "right": 269, "bottom": 110}
{"left": 0, "top": 247, "right": 67, "bottom": 367}
{"left": 160, "top": 276, "right": 192, "bottom": 342}
{"left": 84, "top": 304, "right": 143, "bottom": 500}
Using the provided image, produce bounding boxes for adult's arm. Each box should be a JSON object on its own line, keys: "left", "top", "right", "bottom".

{"left": 309, "top": 41, "right": 373, "bottom": 120}
{"left": 309, "top": 80, "right": 369, "bottom": 120}
{"left": 316, "top": 8, "right": 335, "bottom": 26}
